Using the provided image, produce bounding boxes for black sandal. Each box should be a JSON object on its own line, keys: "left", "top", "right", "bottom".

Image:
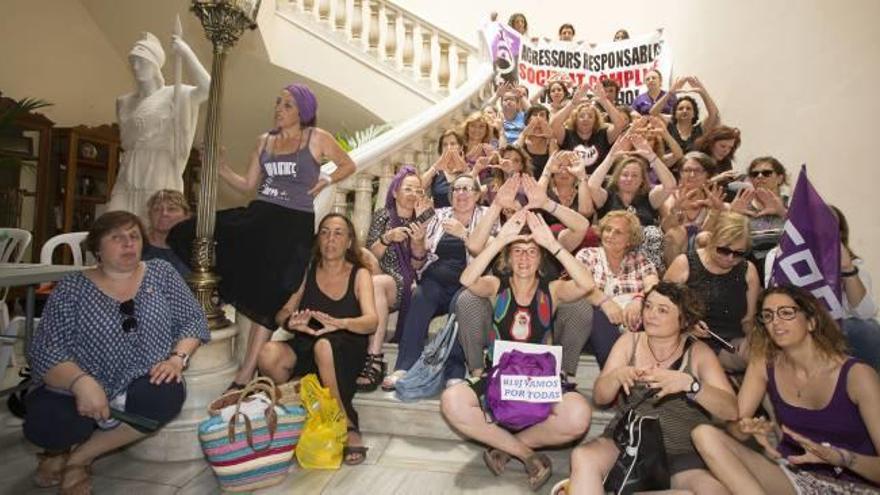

{"left": 356, "top": 353, "right": 386, "bottom": 392}
{"left": 343, "top": 426, "right": 369, "bottom": 466}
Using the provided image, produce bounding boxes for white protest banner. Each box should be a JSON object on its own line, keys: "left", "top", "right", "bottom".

{"left": 499, "top": 374, "right": 562, "bottom": 403}
{"left": 483, "top": 24, "right": 673, "bottom": 106}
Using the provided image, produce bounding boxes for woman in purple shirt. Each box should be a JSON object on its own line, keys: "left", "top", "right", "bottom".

{"left": 692, "top": 285, "right": 880, "bottom": 494}
{"left": 631, "top": 69, "right": 676, "bottom": 115}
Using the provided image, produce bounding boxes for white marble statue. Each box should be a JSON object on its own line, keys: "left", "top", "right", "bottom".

{"left": 107, "top": 31, "right": 210, "bottom": 219}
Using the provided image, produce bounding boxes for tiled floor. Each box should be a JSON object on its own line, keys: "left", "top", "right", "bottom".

{"left": 0, "top": 404, "right": 573, "bottom": 495}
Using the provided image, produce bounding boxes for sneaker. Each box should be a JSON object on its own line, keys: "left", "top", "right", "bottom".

{"left": 381, "top": 370, "right": 406, "bottom": 391}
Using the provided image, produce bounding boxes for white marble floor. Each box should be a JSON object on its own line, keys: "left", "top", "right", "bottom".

{"left": 0, "top": 404, "right": 574, "bottom": 495}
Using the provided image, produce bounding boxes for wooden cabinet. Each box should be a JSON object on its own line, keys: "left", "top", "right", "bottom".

{"left": 49, "top": 125, "right": 120, "bottom": 235}
{"left": 0, "top": 92, "right": 54, "bottom": 260}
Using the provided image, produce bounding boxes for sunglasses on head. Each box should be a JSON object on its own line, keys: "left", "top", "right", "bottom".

{"left": 120, "top": 299, "right": 138, "bottom": 333}
{"left": 715, "top": 245, "right": 747, "bottom": 258}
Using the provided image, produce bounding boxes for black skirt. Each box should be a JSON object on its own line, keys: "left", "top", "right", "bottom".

{"left": 168, "top": 200, "right": 315, "bottom": 329}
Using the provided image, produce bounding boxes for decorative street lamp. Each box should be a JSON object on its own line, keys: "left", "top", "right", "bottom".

{"left": 189, "top": 0, "right": 261, "bottom": 329}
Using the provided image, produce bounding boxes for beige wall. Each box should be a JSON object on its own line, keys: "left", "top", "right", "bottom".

{"left": 405, "top": 0, "right": 880, "bottom": 295}
{"left": 0, "top": 0, "right": 131, "bottom": 126}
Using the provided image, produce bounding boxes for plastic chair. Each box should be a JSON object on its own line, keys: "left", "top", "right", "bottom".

{"left": 0, "top": 228, "right": 32, "bottom": 384}
{"left": 0, "top": 228, "right": 32, "bottom": 303}
{"left": 2, "top": 231, "right": 87, "bottom": 384}
{"left": 40, "top": 231, "right": 88, "bottom": 266}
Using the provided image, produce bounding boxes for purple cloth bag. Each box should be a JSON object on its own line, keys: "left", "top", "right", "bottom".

{"left": 485, "top": 350, "right": 557, "bottom": 431}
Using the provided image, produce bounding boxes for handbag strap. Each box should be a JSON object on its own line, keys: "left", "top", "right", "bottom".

{"left": 228, "top": 377, "right": 279, "bottom": 441}
{"left": 227, "top": 411, "right": 275, "bottom": 452}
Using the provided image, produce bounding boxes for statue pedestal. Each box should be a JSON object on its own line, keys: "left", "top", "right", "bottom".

{"left": 126, "top": 310, "right": 248, "bottom": 462}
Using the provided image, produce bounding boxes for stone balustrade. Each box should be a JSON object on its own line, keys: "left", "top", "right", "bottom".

{"left": 279, "top": 0, "right": 478, "bottom": 94}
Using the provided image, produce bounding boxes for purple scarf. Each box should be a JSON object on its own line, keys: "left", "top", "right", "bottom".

{"left": 386, "top": 166, "right": 418, "bottom": 342}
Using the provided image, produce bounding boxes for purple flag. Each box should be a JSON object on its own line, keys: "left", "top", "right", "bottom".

{"left": 770, "top": 166, "right": 844, "bottom": 318}
{"left": 483, "top": 21, "right": 521, "bottom": 84}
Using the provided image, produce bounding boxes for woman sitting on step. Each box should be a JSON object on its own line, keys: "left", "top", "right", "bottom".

{"left": 257, "top": 213, "right": 378, "bottom": 466}
{"left": 453, "top": 171, "right": 593, "bottom": 380}
{"left": 356, "top": 166, "right": 433, "bottom": 392}
{"left": 24, "top": 211, "right": 210, "bottom": 495}
{"left": 691, "top": 285, "right": 880, "bottom": 494}
{"left": 565, "top": 282, "right": 736, "bottom": 495}
{"left": 384, "top": 174, "right": 497, "bottom": 390}
{"left": 441, "top": 210, "right": 596, "bottom": 491}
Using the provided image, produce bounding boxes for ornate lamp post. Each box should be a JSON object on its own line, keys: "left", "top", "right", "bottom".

{"left": 189, "top": 0, "right": 261, "bottom": 329}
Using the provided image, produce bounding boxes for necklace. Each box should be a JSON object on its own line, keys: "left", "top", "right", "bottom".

{"left": 646, "top": 335, "right": 683, "bottom": 366}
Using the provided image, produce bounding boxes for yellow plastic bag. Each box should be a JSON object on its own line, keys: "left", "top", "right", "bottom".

{"left": 294, "top": 374, "right": 347, "bottom": 469}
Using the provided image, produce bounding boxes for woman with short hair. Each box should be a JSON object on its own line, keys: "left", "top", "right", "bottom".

{"left": 664, "top": 212, "right": 761, "bottom": 371}
{"left": 566, "top": 282, "right": 736, "bottom": 495}
{"left": 143, "top": 189, "right": 191, "bottom": 277}
{"left": 25, "top": 211, "right": 210, "bottom": 494}
{"left": 575, "top": 210, "right": 660, "bottom": 367}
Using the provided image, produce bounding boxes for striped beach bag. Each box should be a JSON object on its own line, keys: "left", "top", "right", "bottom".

{"left": 198, "top": 377, "right": 306, "bottom": 492}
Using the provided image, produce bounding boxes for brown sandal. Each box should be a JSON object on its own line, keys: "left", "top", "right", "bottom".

{"left": 33, "top": 450, "right": 69, "bottom": 487}
{"left": 482, "top": 448, "right": 510, "bottom": 476}
{"left": 59, "top": 464, "right": 92, "bottom": 495}
{"left": 524, "top": 453, "right": 552, "bottom": 492}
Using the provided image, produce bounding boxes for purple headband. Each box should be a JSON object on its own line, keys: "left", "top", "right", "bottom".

{"left": 284, "top": 83, "right": 317, "bottom": 125}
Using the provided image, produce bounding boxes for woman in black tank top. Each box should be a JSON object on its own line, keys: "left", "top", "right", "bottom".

{"left": 664, "top": 212, "right": 761, "bottom": 372}
{"left": 256, "top": 213, "right": 378, "bottom": 465}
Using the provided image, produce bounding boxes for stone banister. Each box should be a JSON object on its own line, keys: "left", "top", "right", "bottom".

{"left": 313, "top": 36, "right": 494, "bottom": 240}
{"left": 278, "top": 0, "right": 479, "bottom": 94}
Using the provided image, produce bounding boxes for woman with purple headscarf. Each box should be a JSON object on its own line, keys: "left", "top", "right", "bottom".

{"left": 355, "top": 166, "right": 433, "bottom": 391}
{"left": 169, "top": 83, "right": 355, "bottom": 394}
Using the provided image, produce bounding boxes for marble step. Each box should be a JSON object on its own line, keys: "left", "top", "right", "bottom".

{"left": 354, "top": 345, "right": 612, "bottom": 442}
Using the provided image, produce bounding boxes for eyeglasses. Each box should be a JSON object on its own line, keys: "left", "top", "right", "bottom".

{"left": 715, "top": 246, "right": 748, "bottom": 258}
{"left": 749, "top": 170, "right": 775, "bottom": 178}
{"left": 452, "top": 186, "right": 475, "bottom": 194}
{"left": 510, "top": 247, "right": 540, "bottom": 258}
{"left": 120, "top": 299, "right": 138, "bottom": 333}
{"left": 757, "top": 306, "right": 801, "bottom": 324}
{"left": 680, "top": 167, "right": 706, "bottom": 176}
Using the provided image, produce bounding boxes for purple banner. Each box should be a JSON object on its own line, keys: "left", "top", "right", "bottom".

{"left": 770, "top": 166, "right": 844, "bottom": 318}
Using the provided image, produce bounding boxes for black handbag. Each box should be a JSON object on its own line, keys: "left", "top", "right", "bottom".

{"left": 602, "top": 397, "right": 670, "bottom": 495}
{"left": 603, "top": 338, "right": 698, "bottom": 493}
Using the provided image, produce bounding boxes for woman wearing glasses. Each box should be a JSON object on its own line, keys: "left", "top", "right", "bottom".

{"left": 731, "top": 157, "right": 789, "bottom": 280}
{"left": 24, "top": 211, "right": 210, "bottom": 494}
{"left": 356, "top": 167, "right": 433, "bottom": 392}
{"left": 692, "top": 285, "right": 880, "bottom": 494}
{"left": 442, "top": 210, "right": 596, "bottom": 491}
{"left": 664, "top": 212, "right": 761, "bottom": 371}
{"left": 388, "top": 175, "right": 494, "bottom": 387}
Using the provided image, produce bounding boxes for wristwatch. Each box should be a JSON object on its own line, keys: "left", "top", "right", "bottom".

{"left": 169, "top": 351, "right": 190, "bottom": 370}
{"left": 686, "top": 374, "right": 701, "bottom": 400}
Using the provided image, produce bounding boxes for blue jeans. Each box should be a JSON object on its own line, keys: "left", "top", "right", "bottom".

{"left": 589, "top": 306, "right": 621, "bottom": 369}
{"left": 841, "top": 317, "right": 880, "bottom": 371}
{"left": 395, "top": 276, "right": 461, "bottom": 371}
